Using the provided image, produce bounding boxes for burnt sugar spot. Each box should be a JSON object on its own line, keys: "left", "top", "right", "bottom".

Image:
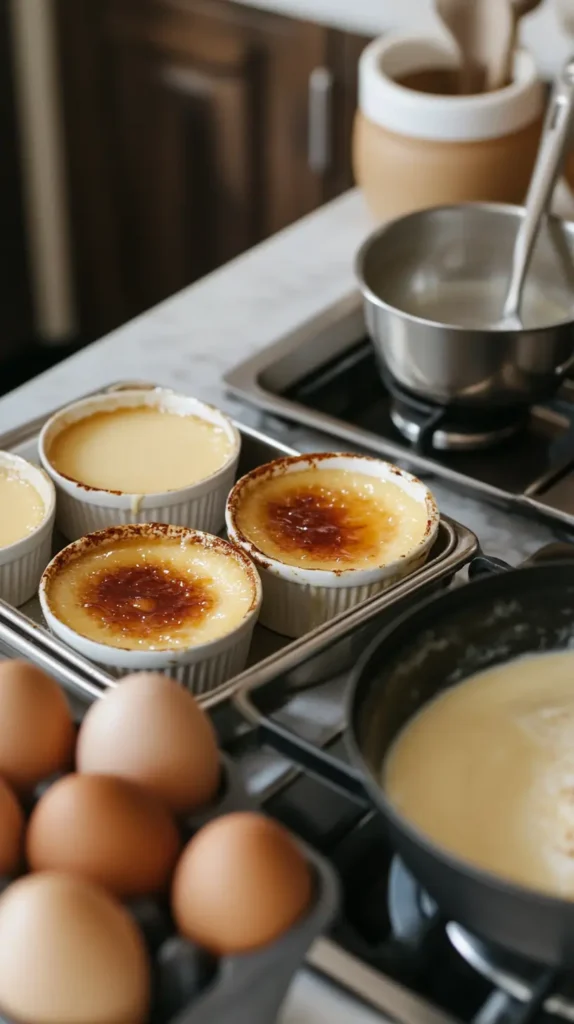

{"left": 264, "top": 484, "right": 397, "bottom": 562}
{"left": 80, "top": 564, "right": 216, "bottom": 638}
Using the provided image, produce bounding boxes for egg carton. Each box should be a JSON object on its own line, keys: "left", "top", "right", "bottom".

{"left": 0, "top": 753, "right": 339, "bottom": 1024}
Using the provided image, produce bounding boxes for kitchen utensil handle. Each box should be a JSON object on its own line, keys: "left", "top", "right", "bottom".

{"left": 234, "top": 680, "right": 371, "bottom": 802}
{"left": 504, "top": 58, "right": 574, "bottom": 318}
{"left": 469, "top": 545, "right": 574, "bottom": 579}
{"left": 468, "top": 554, "right": 512, "bottom": 578}
{"left": 511, "top": 0, "right": 543, "bottom": 16}
{"left": 308, "top": 67, "right": 333, "bottom": 174}
{"left": 257, "top": 715, "right": 370, "bottom": 802}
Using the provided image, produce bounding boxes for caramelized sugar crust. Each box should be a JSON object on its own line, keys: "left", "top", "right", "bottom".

{"left": 43, "top": 526, "right": 258, "bottom": 651}
{"left": 81, "top": 564, "right": 216, "bottom": 639}
{"left": 264, "top": 484, "right": 396, "bottom": 563}
{"left": 234, "top": 467, "right": 429, "bottom": 572}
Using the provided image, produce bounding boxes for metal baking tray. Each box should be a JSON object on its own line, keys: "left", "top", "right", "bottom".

{"left": 0, "top": 382, "right": 478, "bottom": 711}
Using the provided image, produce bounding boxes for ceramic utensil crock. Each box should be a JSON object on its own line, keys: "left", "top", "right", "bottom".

{"left": 353, "top": 35, "right": 544, "bottom": 222}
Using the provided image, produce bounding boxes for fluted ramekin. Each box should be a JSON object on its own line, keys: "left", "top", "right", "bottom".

{"left": 39, "top": 389, "right": 241, "bottom": 541}
{"left": 39, "top": 523, "right": 262, "bottom": 697}
{"left": 226, "top": 452, "right": 439, "bottom": 638}
{"left": 0, "top": 452, "right": 56, "bottom": 607}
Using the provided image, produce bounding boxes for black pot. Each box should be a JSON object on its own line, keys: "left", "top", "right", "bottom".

{"left": 349, "top": 563, "right": 574, "bottom": 968}
{"left": 245, "top": 561, "right": 574, "bottom": 968}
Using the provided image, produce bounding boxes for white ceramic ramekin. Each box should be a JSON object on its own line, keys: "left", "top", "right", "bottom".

{"left": 38, "top": 524, "right": 262, "bottom": 697}
{"left": 0, "top": 452, "right": 56, "bottom": 607}
{"left": 226, "top": 453, "right": 439, "bottom": 639}
{"left": 39, "top": 389, "right": 241, "bottom": 541}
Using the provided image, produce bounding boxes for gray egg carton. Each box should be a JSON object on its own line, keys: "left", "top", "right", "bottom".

{"left": 0, "top": 753, "right": 339, "bottom": 1024}
{"left": 176, "top": 753, "right": 339, "bottom": 1024}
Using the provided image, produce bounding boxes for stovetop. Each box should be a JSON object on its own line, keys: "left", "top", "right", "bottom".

{"left": 219, "top": 540, "right": 574, "bottom": 1024}
{"left": 224, "top": 296, "right": 574, "bottom": 531}
{"left": 263, "top": 736, "right": 574, "bottom": 1024}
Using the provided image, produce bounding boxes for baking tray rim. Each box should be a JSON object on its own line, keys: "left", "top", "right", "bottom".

{"left": 0, "top": 380, "right": 478, "bottom": 710}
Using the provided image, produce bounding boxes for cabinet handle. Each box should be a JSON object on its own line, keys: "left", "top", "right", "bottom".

{"left": 308, "top": 67, "right": 333, "bottom": 174}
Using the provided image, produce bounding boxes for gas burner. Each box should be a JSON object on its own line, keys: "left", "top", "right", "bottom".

{"left": 388, "top": 857, "right": 574, "bottom": 1020}
{"left": 447, "top": 925, "right": 574, "bottom": 1022}
{"left": 383, "top": 366, "right": 528, "bottom": 452}
{"left": 390, "top": 401, "right": 526, "bottom": 452}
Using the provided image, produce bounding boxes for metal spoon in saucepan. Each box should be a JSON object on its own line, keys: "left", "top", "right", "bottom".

{"left": 498, "top": 57, "right": 574, "bottom": 330}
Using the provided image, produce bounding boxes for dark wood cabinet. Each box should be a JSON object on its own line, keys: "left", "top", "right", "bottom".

{"left": 56, "top": 0, "right": 369, "bottom": 336}
{"left": 0, "top": 0, "right": 33, "bottom": 357}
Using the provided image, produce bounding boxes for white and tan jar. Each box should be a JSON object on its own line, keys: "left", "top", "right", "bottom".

{"left": 353, "top": 35, "right": 544, "bottom": 222}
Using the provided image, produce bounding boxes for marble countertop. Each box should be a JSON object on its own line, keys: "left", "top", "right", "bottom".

{"left": 0, "top": 188, "right": 559, "bottom": 566}
{"left": 0, "top": 187, "right": 566, "bottom": 1024}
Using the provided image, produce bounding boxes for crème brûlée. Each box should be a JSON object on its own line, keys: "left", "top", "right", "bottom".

{"left": 0, "top": 468, "right": 46, "bottom": 547}
{"left": 46, "top": 406, "right": 234, "bottom": 494}
{"left": 234, "top": 467, "right": 428, "bottom": 571}
{"left": 42, "top": 530, "right": 258, "bottom": 652}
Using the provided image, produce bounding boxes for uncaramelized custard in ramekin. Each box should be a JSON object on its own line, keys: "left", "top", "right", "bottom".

{"left": 0, "top": 468, "right": 45, "bottom": 548}
{"left": 234, "top": 467, "right": 428, "bottom": 571}
{"left": 47, "top": 406, "right": 233, "bottom": 494}
{"left": 42, "top": 529, "right": 257, "bottom": 651}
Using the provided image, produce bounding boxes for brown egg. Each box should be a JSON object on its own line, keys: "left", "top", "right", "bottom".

{"left": 172, "top": 812, "right": 313, "bottom": 955}
{"left": 27, "top": 774, "right": 181, "bottom": 897}
{"left": 0, "top": 779, "right": 24, "bottom": 876}
{"left": 76, "top": 672, "right": 220, "bottom": 814}
{"left": 0, "top": 872, "right": 149, "bottom": 1024}
{"left": 0, "top": 661, "right": 74, "bottom": 794}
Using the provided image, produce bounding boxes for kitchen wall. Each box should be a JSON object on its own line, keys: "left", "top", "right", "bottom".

{"left": 233, "top": 0, "right": 573, "bottom": 79}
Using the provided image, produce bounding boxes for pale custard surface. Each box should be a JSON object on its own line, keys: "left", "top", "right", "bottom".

{"left": 0, "top": 469, "right": 45, "bottom": 547}
{"left": 45, "top": 537, "right": 255, "bottom": 650}
{"left": 236, "top": 468, "right": 428, "bottom": 570}
{"left": 384, "top": 650, "right": 574, "bottom": 899}
{"left": 47, "top": 407, "right": 233, "bottom": 493}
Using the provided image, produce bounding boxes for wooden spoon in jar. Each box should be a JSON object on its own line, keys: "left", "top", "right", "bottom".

{"left": 435, "top": 0, "right": 514, "bottom": 94}
{"left": 501, "top": 0, "right": 543, "bottom": 86}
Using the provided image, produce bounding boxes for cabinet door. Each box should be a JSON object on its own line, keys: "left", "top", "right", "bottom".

{"left": 56, "top": 0, "right": 367, "bottom": 334}
{"left": 101, "top": 8, "right": 261, "bottom": 313}
{"left": 103, "top": 0, "right": 331, "bottom": 303}
{"left": 0, "top": 0, "right": 33, "bottom": 355}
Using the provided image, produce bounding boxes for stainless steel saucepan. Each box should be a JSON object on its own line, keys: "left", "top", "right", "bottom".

{"left": 356, "top": 203, "right": 574, "bottom": 409}
{"left": 355, "top": 59, "right": 574, "bottom": 410}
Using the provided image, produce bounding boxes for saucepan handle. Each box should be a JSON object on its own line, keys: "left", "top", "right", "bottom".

{"left": 467, "top": 554, "right": 512, "bottom": 579}
{"left": 233, "top": 689, "right": 370, "bottom": 804}
{"left": 469, "top": 544, "right": 574, "bottom": 581}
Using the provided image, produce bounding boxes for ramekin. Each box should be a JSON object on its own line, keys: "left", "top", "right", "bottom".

{"left": 39, "top": 389, "right": 241, "bottom": 541}
{"left": 38, "top": 523, "right": 262, "bottom": 697}
{"left": 0, "top": 452, "right": 56, "bottom": 607}
{"left": 226, "top": 452, "right": 439, "bottom": 638}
